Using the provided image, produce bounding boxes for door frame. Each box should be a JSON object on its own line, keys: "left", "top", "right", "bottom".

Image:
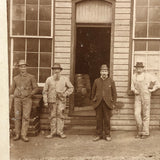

{"left": 69, "top": 0, "right": 115, "bottom": 115}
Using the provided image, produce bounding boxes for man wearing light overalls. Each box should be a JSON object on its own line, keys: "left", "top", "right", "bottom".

{"left": 43, "top": 63, "right": 74, "bottom": 139}
{"left": 131, "top": 62, "right": 159, "bottom": 139}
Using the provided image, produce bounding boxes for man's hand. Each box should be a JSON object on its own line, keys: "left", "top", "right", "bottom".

{"left": 134, "top": 89, "right": 139, "bottom": 95}
{"left": 57, "top": 92, "right": 65, "bottom": 101}
{"left": 148, "top": 88, "right": 155, "bottom": 93}
{"left": 44, "top": 103, "right": 48, "bottom": 107}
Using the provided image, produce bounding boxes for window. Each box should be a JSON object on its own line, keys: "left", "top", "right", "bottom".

{"left": 11, "top": 0, "right": 52, "bottom": 37}
{"left": 10, "top": 0, "right": 54, "bottom": 85}
{"left": 132, "top": 0, "right": 160, "bottom": 79}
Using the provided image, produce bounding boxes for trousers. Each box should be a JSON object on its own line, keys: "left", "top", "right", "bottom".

{"left": 14, "top": 97, "right": 32, "bottom": 136}
{"left": 134, "top": 94, "right": 151, "bottom": 135}
{"left": 95, "top": 100, "right": 112, "bottom": 136}
{"left": 48, "top": 100, "right": 65, "bottom": 135}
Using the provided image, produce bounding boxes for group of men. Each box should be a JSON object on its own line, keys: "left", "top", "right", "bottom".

{"left": 10, "top": 59, "right": 159, "bottom": 142}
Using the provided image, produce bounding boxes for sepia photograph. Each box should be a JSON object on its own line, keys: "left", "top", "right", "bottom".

{"left": 1, "top": 0, "right": 160, "bottom": 159}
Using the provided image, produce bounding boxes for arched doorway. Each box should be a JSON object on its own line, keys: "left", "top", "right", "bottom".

{"left": 70, "top": 0, "right": 114, "bottom": 113}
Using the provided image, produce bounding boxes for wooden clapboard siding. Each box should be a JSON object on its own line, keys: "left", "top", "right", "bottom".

{"left": 54, "top": 0, "right": 72, "bottom": 77}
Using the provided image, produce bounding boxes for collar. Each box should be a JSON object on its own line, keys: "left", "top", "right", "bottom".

{"left": 20, "top": 72, "right": 27, "bottom": 77}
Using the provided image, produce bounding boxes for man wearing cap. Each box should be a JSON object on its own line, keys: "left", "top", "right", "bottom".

{"left": 131, "top": 62, "right": 159, "bottom": 139}
{"left": 91, "top": 64, "right": 117, "bottom": 141}
{"left": 10, "top": 59, "right": 38, "bottom": 142}
{"left": 43, "top": 63, "right": 74, "bottom": 139}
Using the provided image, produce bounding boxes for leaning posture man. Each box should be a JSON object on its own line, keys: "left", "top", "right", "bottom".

{"left": 131, "top": 62, "right": 159, "bottom": 139}
{"left": 10, "top": 60, "right": 38, "bottom": 142}
{"left": 91, "top": 64, "right": 117, "bottom": 141}
{"left": 43, "top": 63, "right": 74, "bottom": 139}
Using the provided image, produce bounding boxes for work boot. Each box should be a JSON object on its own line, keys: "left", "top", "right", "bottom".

{"left": 13, "top": 134, "right": 20, "bottom": 141}
{"left": 45, "top": 133, "right": 55, "bottom": 139}
{"left": 21, "top": 136, "right": 29, "bottom": 142}
{"left": 93, "top": 136, "right": 102, "bottom": 142}
{"left": 105, "top": 135, "right": 112, "bottom": 141}
{"left": 141, "top": 135, "right": 150, "bottom": 139}
{"left": 59, "top": 133, "right": 67, "bottom": 139}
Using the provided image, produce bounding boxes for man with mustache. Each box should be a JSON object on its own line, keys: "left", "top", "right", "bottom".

{"left": 91, "top": 64, "right": 117, "bottom": 141}
{"left": 10, "top": 59, "right": 38, "bottom": 142}
{"left": 131, "top": 62, "right": 159, "bottom": 139}
{"left": 43, "top": 63, "right": 74, "bottom": 139}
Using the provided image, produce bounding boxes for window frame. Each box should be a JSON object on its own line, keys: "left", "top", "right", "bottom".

{"left": 9, "top": 0, "right": 54, "bottom": 86}
{"left": 131, "top": 0, "right": 160, "bottom": 81}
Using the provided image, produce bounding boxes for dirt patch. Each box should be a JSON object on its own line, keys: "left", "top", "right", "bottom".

{"left": 10, "top": 130, "right": 160, "bottom": 160}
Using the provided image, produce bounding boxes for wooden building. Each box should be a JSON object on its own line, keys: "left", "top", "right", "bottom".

{"left": 8, "top": 0, "right": 160, "bottom": 133}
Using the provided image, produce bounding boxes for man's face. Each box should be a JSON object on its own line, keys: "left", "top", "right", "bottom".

{"left": 136, "top": 67, "right": 144, "bottom": 74}
{"left": 53, "top": 68, "right": 61, "bottom": 74}
{"left": 19, "top": 64, "right": 27, "bottom": 74}
{"left": 100, "top": 69, "right": 109, "bottom": 78}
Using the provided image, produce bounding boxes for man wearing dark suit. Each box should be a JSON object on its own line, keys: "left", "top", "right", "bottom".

{"left": 91, "top": 64, "right": 117, "bottom": 141}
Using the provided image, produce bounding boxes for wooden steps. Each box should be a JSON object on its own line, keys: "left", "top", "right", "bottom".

{"left": 39, "top": 105, "right": 160, "bottom": 134}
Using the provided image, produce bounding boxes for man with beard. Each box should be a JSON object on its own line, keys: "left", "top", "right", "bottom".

{"left": 131, "top": 62, "right": 159, "bottom": 139}
{"left": 43, "top": 63, "right": 74, "bottom": 139}
{"left": 10, "top": 59, "right": 38, "bottom": 142}
{"left": 91, "top": 64, "right": 117, "bottom": 141}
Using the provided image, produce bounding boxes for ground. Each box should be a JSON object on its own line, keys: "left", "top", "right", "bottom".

{"left": 10, "top": 130, "right": 160, "bottom": 160}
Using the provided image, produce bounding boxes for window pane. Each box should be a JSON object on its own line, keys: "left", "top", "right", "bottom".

{"left": 149, "top": 23, "right": 160, "bottom": 37}
{"left": 12, "top": 21, "right": 24, "bottom": 35}
{"left": 148, "top": 41, "right": 160, "bottom": 51}
{"left": 40, "top": 0, "right": 51, "bottom": 5}
{"left": 26, "top": 0, "right": 38, "bottom": 4}
{"left": 39, "top": 69, "right": 51, "bottom": 83}
{"left": 134, "top": 41, "right": 146, "bottom": 51}
{"left": 149, "top": 8, "right": 160, "bottom": 22}
{"left": 13, "top": 68, "right": 19, "bottom": 77}
{"left": 13, "top": 52, "right": 25, "bottom": 66}
{"left": 147, "top": 55, "right": 159, "bottom": 69}
{"left": 12, "top": 5, "right": 25, "bottom": 20}
{"left": 39, "top": 22, "right": 51, "bottom": 36}
{"left": 26, "top": 21, "right": 37, "bottom": 35}
{"left": 14, "top": 38, "right": 25, "bottom": 51}
{"left": 136, "top": 0, "right": 148, "bottom": 6}
{"left": 135, "top": 23, "right": 147, "bottom": 37}
{"left": 39, "top": 6, "right": 51, "bottom": 21}
{"left": 27, "top": 68, "right": 38, "bottom": 81}
{"left": 26, "top": 53, "right": 38, "bottom": 67}
{"left": 136, "top": 7, "right": 147, "bottom": 22}
{"left": 13, "top": 0, "right": 25, "bottom": 4}
{"left": 149, "top": 0, "right": 160, "bottom": 6}
{"left": 40, "top": 53, "right": 51, "bottom": 67}
{"left": 40, "top": 39, "right": 52, "bottom": 52}
{"left": 27, "top": 39, "right": 38, "bottom": 52}
{"left": 26, "top": 5, "right": 38, "bottom": 20}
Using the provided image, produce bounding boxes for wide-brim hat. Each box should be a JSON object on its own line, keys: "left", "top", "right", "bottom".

{"left": 52, "top": 63, "right": 63, "bottom": 70}
{"left": 134, "top": 62, "right": 144, "bottom": 68}
{"left": 17, "top": 59, "right": 29, "bottom": 66}
{"left": 100, "top": 64, "right": 108, "bottom": 70}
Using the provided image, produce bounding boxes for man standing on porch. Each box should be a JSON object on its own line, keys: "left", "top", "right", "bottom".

{"left": 91, "top": 64, "right": 117, "bottom": 141}
{"left": 9, "top": 59, "right": 38, "bottom": 142}
{"left": 43, "top": 63, "right": 74, "bottom": 139}
{"left": 131, "top": 62, "right": 159, "bottom": 139}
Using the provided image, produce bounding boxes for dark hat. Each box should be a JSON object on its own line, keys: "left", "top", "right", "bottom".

{"left": 17, "top": 59, "right": 29, "bottom": 66}
{"left": 52, "top": 63, "right": 63, "bottom": 70}
{"left": 100, "top": 64, "right": 108, "bottom": 70}
{"left": 134, "top": 62, "right": 144, "bottom": 68}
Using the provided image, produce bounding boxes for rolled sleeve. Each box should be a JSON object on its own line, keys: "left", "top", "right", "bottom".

{"left": 64, "top": 78, "right": 74, "bottom": 96}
